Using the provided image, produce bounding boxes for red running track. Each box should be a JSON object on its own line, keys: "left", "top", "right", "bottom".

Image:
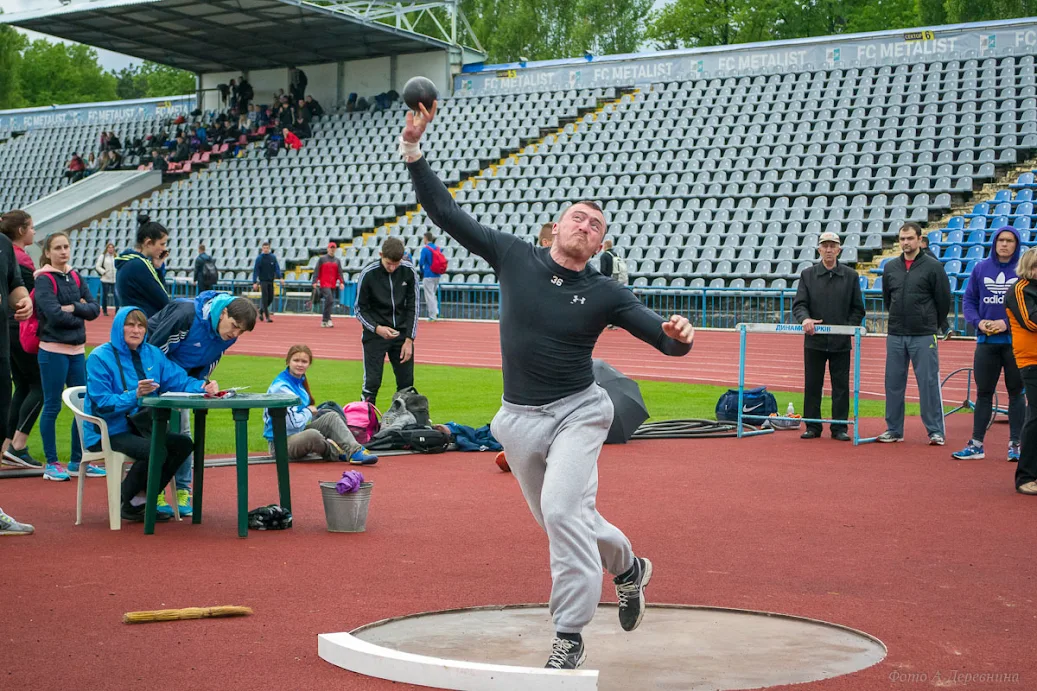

{"left": 88, "top": 314, "right": 991, "bottom": 403}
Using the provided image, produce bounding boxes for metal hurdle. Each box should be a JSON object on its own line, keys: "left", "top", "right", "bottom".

{"left": 735, "top": 323, "right": 877, "bottom": 446}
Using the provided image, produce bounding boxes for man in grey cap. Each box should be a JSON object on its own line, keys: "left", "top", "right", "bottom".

{"left": 791, "top": 231, "right": 866, "bottom": 441}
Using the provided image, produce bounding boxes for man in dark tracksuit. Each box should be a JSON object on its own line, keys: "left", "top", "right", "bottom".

{"left": 251, "top": 242, "right": 282, "bottom": 322}
{"left": 880, "top": 221, "right": 952, "bottom": 445}
{"left": 791, "top": 231, "right": 866, "bottom": 441}
{"left": 354, "top": 237, "right": 419, "bottom": 403}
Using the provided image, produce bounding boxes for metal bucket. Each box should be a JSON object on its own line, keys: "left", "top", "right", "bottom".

{"left": 320, "top": 481, "right": 373, "bottom": 533}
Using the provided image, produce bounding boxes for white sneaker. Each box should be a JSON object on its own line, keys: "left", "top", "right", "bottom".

{"left": 320, "top": 321, "right": 328, "bottom": 328}
{"left": 326, "top": 320, "right": 334, "bottom": 328}
{"left": 0, "top": 508, "right": 34, "bottom": 536}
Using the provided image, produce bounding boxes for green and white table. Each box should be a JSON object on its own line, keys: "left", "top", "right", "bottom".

{"left": 139, "top": 392, "right": 300, "bottom": 537}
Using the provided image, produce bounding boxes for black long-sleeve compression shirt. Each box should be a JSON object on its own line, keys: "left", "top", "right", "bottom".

{"left": 407, "top": 156, "right": 691, "bottom": 405}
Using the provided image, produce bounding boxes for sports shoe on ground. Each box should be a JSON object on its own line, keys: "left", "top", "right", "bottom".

{"left": 121, "top": 503, "right": 171, "bottom": 522}
{"left": 176, "top": 489, "right": 193, "bottom": 517}
{"left": 0, "top": 508, "right": 34, "bottom": 536}
{"left": 68, "top": 462, "right": 106, "bottom": 477}
{"left": 544, "top": 637, "right": 586, "bottom": 670}
{"left": 1016, "top": 481, "right": 1037, "bottom": 495}
{"left": 928, "top": 433, "right": 945, "bottom": 446}
{"left": 43, "top": 462, "right": 70, "bottom": 481}
{"left": 876, "top": 431, "right": 903, "bottom": 443}
{"left": 952, "top": 441, "right": 985, "bottom": 460}
{"left": 495, "top": 451, "right": 510, "bottom": 472}
{"left": 320, "top": 321, "right": 327, "bottom": 328}
{"left": 348, "top": 448, "right": 378, "bottom": 465}
{"left": 2, "top": 447, "right": 42, "bottom": 468}
{"left": 615, "top": 556, "right": 653, "bottom": 632}
{"left": 156, "top": 492, "right": 173, "bottom": 517}
{"left": 1008, "top": 442, "right": 1021, "bottom": 462}
{"left": 326, "top": 319, "right": 334, "bottom": 328}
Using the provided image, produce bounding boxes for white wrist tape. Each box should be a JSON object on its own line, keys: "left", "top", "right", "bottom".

{"left": 398, "top": 136, "right": 422, "bottom": 161}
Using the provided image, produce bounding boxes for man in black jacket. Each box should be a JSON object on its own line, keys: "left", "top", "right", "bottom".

{"left": 880, "top": 221, "right": 952, "bottom": 445}
{"left": 792, "top": 231, "right": 866, "bottom": 441}
{"left": 354, "top": 237, "right": 419, "bottom": 403}
{"left": 251, "top": 241, "right": 283, "bottom": 323}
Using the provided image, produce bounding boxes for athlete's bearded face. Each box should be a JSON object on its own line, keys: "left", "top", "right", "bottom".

{"left": 553, "top": 203, "right": 606, "bottom": 263}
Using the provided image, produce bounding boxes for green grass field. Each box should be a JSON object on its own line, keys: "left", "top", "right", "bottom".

{"left": 19, "top": 354, "right": 916, "bottom": 460}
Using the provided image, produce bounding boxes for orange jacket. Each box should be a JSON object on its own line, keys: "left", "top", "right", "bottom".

{"left": 1005, "top": 277, "right": 1037, "bottom": 369}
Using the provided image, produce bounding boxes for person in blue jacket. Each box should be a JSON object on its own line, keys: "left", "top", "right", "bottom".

{"left": 85, "top": 307, "right": 218, "bottom": 522}
{"left": 417, "top": 231, "right": 443, "bottom": 321}
{"left": 263, "top": 344, "right": 377, "bottom": 464}
{"left": 146, "top": 291, "right": 259, "bottom": 516}
{"left": 953, "top": 225, "right": 1026, "bottom": 461}
{"left": 115, "top": 214, "right": 170, "bottom": 318}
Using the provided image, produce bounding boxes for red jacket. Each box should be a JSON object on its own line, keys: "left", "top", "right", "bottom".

{"left": 284, "top": 131, "right": 303, "bottom": 150}
{"left": 314, "top": 255, "right": 345, "bottom": 288}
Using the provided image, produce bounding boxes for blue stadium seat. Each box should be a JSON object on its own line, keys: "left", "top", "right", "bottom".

{"left": 964, "top": 245, "right": 985, "bottom": 261}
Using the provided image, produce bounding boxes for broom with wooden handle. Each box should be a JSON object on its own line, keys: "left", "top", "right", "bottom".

{"left": 123, "top": 606, "right": 253, "bottom": 624}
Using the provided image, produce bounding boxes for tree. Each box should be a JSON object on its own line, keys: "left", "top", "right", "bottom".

{"left": 572, "top": 0, "right": 653, "bottom": 56}
{"left": 138, "top": 61, "right": 196, "bottom": 97}
{"left": 17, "top": 39, "right": 117, "bottom": 106}
{"left": 0, "top": 25, "right": 26, "bottom": 109}
{"left": 645, "top": 0, "right": 778, "bottom": 49}
{"left": 916, "top": 0, "right": 947, "bottom": 24}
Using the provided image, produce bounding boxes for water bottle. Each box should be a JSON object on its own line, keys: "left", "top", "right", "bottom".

{"left": 786, "top": 402, "right": 795, "bottom": 417}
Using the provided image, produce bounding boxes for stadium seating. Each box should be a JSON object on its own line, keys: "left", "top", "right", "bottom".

{"left": 19, "top": 54, "right": 1037, "bottom": 292}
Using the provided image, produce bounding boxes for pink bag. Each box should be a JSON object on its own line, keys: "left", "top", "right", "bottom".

{"left": 343, "top": 401, "right": 381, "bottom": 444}
{"left": 19, "top": 273, "right": 78, "bottom": 355}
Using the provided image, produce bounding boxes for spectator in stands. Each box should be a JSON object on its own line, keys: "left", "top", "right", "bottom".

{"left": 355, "top": 237, "right": 419, "bottom": 404}
{"left": 0, "top": 211, "right": 41, "bottom": 470}
{"left": 106, "top": 132, "right": 122, "bottom": 150}
{"left": 296, "top": 99, "right": 311, "bottom": 124}
{"left": 64, "top": 154, "right": 86, "bottom": 184}
{"left": 879, "top": 221, "right": 951, "bottom": 445}
{"left": 194, "top": 244, "right": 217, "bottom": 294}
{"left": 252, "top": 241, "right": 283, "bottom": 323}
{"left": 313, "top": 242, "right": 345, "bottom": 328}
{"left": 237, "top": 76, "right": 254, "bottom": 113}
{"left": 35, "top": 231, "right": 101, "bottom": 482}
{"left": 94, "top": 242, "right": 117, "bottom": 316}
{"left": 291, "top": 116, "right": 311, "bottom": 140}
{"left": 304, "top": 95, "right": 324, "bottom": 119}
{"left": 345, "top": 93, "right": 358, "bottom": 112}
{"left": 263, "top": 345, "right": 377, "bottom": 465}
{"left": 150, "top": 149, "right": 168, "bottom": 172}
{"left": 0, "top": 224, "right": 33, "bottom": 535}
{"left": 538, "top": 222, "right": 554, "bottom": 248}
{"left": 115, "top": 214, "right": 171, "bottom": 318}
{"left": 99, "top": 132, "right": 109, "bottom": 151}
{"left": 84, "top": 307, "right": 217, "bottom": 522}
{"left": 147, "top": 292, "right": 258, "bottom": 516}
{"left": 105, "top": 149, "right": 123, "bottom": 170}
{"left": 953, "top": 226, "right": 1024, "bottom": 461}
{"left": 282, "top": 127, "right": 303, "bottom": 151}
{"left": 1004, "top": 247, "right": 1037, "bottom": 495}
{"left": 258, "top": 107, "right": 272, "bottom": 128}
{"left": 85, "top": 152, "right": 100, "bottom": 176}
{"left": 599, "top": 239, "right": 617, "bottom": 280}
{"left": 418, "top": 232, "right": 443, "bottom": 321}
{"left": 791, "top": 231, "right": 866, "bottom": 442}
{"left": 289, "top": 67, "right": 308, "bottom": 103}
{"left": 247, "top": 104, "right": 260, "bottom": 126}
{"left": 276, "top": 98, "right": 293, "bottom": 125}
{"left": 171, "top": 135, "right": 191, "bottom": 163}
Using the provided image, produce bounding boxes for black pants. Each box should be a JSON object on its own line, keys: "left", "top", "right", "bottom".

{"left": 198, "top": 281, "right": 215, "bottom": 295}
{"left": 362, "top": 336, "right": 414, "bottom": 403}
{"left": 972, "top": 341, "right": 1025, "bottom": 443}
{"left": 103, "top": 431, "right": 193, "bottom": 505}
{"left": 1016, "top": 366, "right": 1037, "bottom": 488}
{"left": 320, "top": 287, "right": 335, "bottom": 322}
{"left": 100, "top": 282, "right": 116, "bottom": 316}
{"left": 260, "top": 281, "right": 274, "bottom": 318}
{"left": 7, "top": 326, "right": 42, "bottom": 439}
{"left": 803, "top": 348, "right": 851, "bottom": 435}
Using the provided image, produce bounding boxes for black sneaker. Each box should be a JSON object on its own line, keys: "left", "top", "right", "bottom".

{"left": 544, "top": 637, "right": 586, "bottom": 670}
{"left": 615, "top": 556, "right": 653, "bottom": 632}
{"left": 121, "top": 503, "right": 171, "bottom": 522}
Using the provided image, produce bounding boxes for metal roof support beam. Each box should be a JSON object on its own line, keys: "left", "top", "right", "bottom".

{"left": 303, "top": 0, "right": 483, "bottom": 53}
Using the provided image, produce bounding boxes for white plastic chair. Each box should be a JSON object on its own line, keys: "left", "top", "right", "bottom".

{"left": 63, "top": 386, "right": 180, "bottom": 530}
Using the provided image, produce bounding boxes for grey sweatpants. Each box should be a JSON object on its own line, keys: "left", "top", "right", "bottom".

{"left": 491, "top": 384, "right": 634, "bottom": 634}
{"left": 422, "top": 276, "right": 439, "bottom": 319}
{"left": 885, "top": 334, "right": 945, "bottom": 437}
{"left": 269, "top": 410, "right": 363, "bottom": 460}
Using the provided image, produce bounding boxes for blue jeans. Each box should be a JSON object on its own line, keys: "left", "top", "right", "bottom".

{"left": 173, "top": 409, "right": 192, "bottom": 492}
{"left": 38, "top": 350, "right": 85, "bottom": 466}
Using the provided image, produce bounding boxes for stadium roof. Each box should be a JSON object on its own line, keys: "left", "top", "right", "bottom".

{"left": 0, "top": 0, "right": 470, "bottom": 74}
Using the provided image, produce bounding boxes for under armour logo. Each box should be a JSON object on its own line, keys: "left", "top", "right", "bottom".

{"left": 551, "top": 276, "right": 563, "bottom": 286}
{"left": 571, "top": 295, "right": 585, "bottom": 304}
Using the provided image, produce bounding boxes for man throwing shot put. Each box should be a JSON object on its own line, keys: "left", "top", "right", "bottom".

{"left": 399, "top": 103, "right": 694, "bottom": 670}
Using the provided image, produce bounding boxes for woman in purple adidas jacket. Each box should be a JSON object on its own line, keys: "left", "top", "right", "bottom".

{"left": 953, "top": 225, "right": 1025, "bottom": 461}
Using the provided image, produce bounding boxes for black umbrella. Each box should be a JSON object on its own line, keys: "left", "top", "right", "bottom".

{"left": 593, "top": 359, "right": 649, "bottom": 444}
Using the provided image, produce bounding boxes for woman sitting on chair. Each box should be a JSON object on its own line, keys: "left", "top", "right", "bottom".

{"left": 263, "top": 344, "right": 377, "bottom": 465}
{"left": 84, "top": 307, "right": 218, "bottom": 522}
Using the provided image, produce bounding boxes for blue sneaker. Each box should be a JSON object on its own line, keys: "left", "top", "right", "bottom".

{"left": 1008, "top": 442, "right": 1021, "bottom": 462}
{"left": 176, "top": 489, "right": 193, "bottom": 517}
{"left": 68, "top": 462, "right": 106, "bottom": 477}
{"left": 43, "top": 462, "right": 70, "bottom": 481}
{"left": 952, "top": 441, "right": 985, "bottom": 460}
{"left": 155, "top": 493, "right": 174, "bottom": 517}
{"left": 347, "top": 448, "right": 379, "bottom": 465}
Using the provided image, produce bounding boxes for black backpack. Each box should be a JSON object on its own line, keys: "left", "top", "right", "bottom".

{"left": 365, "top": 424, "right": 450, "bottom": 454}
{"left": 201, "top": 258, "right": 219, "bottom": 286}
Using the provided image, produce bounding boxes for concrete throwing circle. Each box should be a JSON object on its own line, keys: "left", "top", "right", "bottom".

{"left": 328, "top": 603, "right": 886, "bottom": 691}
